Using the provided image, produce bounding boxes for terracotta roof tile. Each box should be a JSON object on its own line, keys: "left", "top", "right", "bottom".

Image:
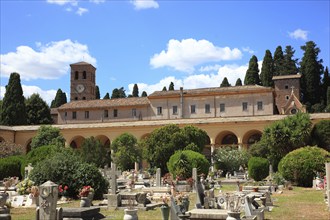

{"left": 272, "top": 74, "right": 301, "bottom": 80}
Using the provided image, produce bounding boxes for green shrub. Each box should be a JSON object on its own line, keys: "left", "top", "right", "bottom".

{"left": 310, "top": 120, "right": 330, "bottom": 151}
{"left": 29, "top": 148, "right": 108, "bottom": 199}
{"left": 0, "top": 155, "right": 25, "bottom": 180}
{"left": 278, "top": 146, "right": 330, "bottom": 187}
{"left": 248, "top": 157, "right": 269, "bottom": 181}
{"left": 167, "top": 150, "right": 210, "bottom": 179}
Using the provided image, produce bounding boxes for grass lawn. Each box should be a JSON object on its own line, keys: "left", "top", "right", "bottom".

{"left": 9, "top": 186, "right": 330, "bottom": 220}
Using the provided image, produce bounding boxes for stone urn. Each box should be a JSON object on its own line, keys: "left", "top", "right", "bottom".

{"left": 226, "top": 211, "right": 241, "bottom": 220}
{"left": 123, "top": 208, "right": 138, "bottom": 220}
{"left": 80, "top": 197, "right": 91, "bottom": 207}
{"left": 0, "top": 192, "right": 8, "bottom": 207}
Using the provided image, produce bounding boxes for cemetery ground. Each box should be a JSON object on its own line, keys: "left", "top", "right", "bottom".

{"left": 9, "top": 185, "right": 330, "bottom": 220}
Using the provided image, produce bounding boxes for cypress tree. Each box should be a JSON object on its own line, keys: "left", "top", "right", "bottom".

{"left": 300, "top": 41, "right": 323, "bottom": 106}
{"left": 169, "top": 82, "right": 175, "bottom": 90}
{"left": 95, "top": 85, "right": 100, "bottom": 99}
{"left": 273, "top": 46, "right": 284, "bottom": 76}
{"left": 51, "top": 89, "right": 67, "bottom": 108}
{"left": 322, "top": 67, "right": 330, "bottom": 104}
{"left": 244, "top": 55, "right": 260, "bottom": 85}
{"left": 132, "top": 84, "right": 139, "bottom": 97}
{"left": 327, "top": 87, "right": 330, "bottom": 106}
{"left": 103, "top": 92, "right": 110, "bottom": 99}
{"left": 141, "top": 91, "right": 148, "bottom": 97}
{"left": 111, "top": 87, "right": 126, "bottom": 99}
{"left": 220, "top": 77, "right": 231, "bottom": 87}
{"left": 1, "top": 72, "right": 27, "bottom": 125}
{"left": 283, "top": 46, "right": 298, "bottom": 75}
{"left": 162, "top": 86, "right": 167, "bottom": 91}
{"left": 26, "top": 93, "right": 52, "bottom": 125}
{"left": 235, "top": 78, "right": 242, "bottom": 86}
{"left": 260, "top": 50, "right": 274, "bottom": 87}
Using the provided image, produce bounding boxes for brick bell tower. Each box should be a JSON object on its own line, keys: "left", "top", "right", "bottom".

{"left": 70, "top": 62, "right": 96, "bottom": 102}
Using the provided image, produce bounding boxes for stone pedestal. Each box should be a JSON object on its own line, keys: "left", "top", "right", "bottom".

{"left": 107, "top": 194, "right": 121, "bottom": 208}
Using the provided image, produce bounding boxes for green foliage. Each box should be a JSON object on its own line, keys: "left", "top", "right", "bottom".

{"left": 248, "top": 157, "right": 269, "bottom": 181}
{"left": 272, "top": 172, "right": 285, "bottom": 185}
{"left": 278, "top": 146, "right": 330, "bottom": 187}
{"left": 30, "top": 125, "right": 65, "bottom": 149}
{"left": 244, "top": 55, "right": 260, "bottom": 85}
{"left": 0, "top": 141, "right": 24, "bottom": 159}
{"left": 235, "top": 78, "right": 242, "bottom": 86}
{"left": 167, "top": 150, "right": 209, "bottom": 179}
{"left": 310, "top": 120, "right": 330, "bottom": 151}
{"left": 213, "top": 147, "right": 250, "bottom": 175}
{"left": 323, "top": 68, "right": 330, "bottom": 105}
{"left": 103, "top": 92, "right": 110, "bottom": 99}
{"left": 111, "top": 133, "right": 140, "bottom": 171}
{"left": 111, "top": 87, "right": 126, "bottom": 99}
{"left": 29, "top": 149, "right": 108, "bottom": 199}
{"left": 162, "top": 86, "right": 167, "bottom": 91}
{"left": 132, "top": 84, "right": 139, "bottom": 97}
{"left": 260, "top": 50, "right": 274, "bottom": 87}
{"left": 95, "top": 85, "right": 100, "bottom": 99}
{"left": 0, "top": 155, "right": 25, "bottom": 180}
{"left": 169, "top": 82, "right": 175, "bottom": 91}
{"left": 51, "top": 89, "right": 67, "bottom": 108}
{"left": 141, "top": 91, "right": 148, "bottom": 97}
{"left": 1, "top": 72, "right": 27, "bottom": 125}
{"left": 220, "top": 77, "right": 231, "bottom": 87}
{"left": 273, "top": 46, "right": 284, "bottom": 76}
{"left": 283, "top": 46, "right": 298, "bottom": 75}
{"left": 26, "top": 93, "right": 52, "bottom": 125}
{"left": 79, "top": 136, "right": 111, "bottom": 168}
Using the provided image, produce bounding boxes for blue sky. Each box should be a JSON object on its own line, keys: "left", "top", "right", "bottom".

{"left": 1, "top": 0, "right": 329, "bottom": 104}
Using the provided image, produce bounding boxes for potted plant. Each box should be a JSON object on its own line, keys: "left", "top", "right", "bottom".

{"left": 160, "top": 195, "right": 169, "bottom": 220}
{"left": 123, "top": 197, "right": 138, "bottom": 220}
{"left": 58, "top": 185, "right": 69, "bottom": 201}
{"left": 79, "top": 186, "right": 94, "bottom": 207}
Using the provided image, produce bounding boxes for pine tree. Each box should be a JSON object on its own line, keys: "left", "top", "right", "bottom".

{"left": 169, "top": 82, "right": 175, "bottom": 90}
{"left": 220, "top": 77, "right": 231, "bottom": 87}
{"left": 300, "top": 41, "right": 323, "bottom": 106}
{"left": 51, "top": 89, "right": 67, "bottom": 108}
{"left": 1, "top": 72, "right": 27, "bottom": 125}
{"left": 273, "top": 46, "right": 284, "bottom": 76}
{"left": 95, "top": 85, "right": 100, "bottom": 99}
{"left": 26, "top": 93, "right": 52, "bottom": 125}
{"left": 283, "top": 46, "right": 298, "bottom": 75}
{"left": 141, "top": 91, "right": 148, "bottom": 97}
{"left": 132, "top": 84, "right": 139, "bottom": 97}
{"left": 235, "top": 78, "right": 242, "bottom": 86}
{"left": 103, "top": 93, "right": 110, "bottom": 99}
{"left": 244, "top": 55, "right": 260, "bottom": 85}
{"left": 260, "top": 50, "right": 274, "bottom": 87}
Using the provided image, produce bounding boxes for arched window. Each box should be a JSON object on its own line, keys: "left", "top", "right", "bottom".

{"left": 83, "top": 71, "right": 87, "bottom": 79}
{"left": 75, "top": 71, "right": 79, "bottom": 80}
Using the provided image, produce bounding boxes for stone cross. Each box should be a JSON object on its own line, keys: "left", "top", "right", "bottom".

{"left": 156, "top": 168, "right": 161, "bottom": 187}
{"left": 192, "top": 168, "right": 197, "bottom": 192}
{"left": 110, "top": 163, "right": 117, "bottom": 195}
{"left": 24, "top": 163, "right": 34, "bottom": 179}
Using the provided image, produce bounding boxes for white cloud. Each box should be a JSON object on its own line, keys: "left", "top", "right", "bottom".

{"left": 0, "top": 39, "right": 97, "bottom": 81}
{"left": 46, "top": 0, "right": 78, "bottom": 6}
{"left": 0, "top": 85, "right": 57, "bottom": 105}
{"left": 242, "top": 47, "right": 255, "bottom": 54}
{"left": 89, "top": 0, "right": 105, "bottom": 4}
{"left": 150, "top": 38, "right": 242, "bottom": 73}
{"left": 76, "top": 7, "right": 88, "bottom": 16}
{"left": 288, "top": 29, "right": 308, "bottom": 40}
{"left": 131, "top": 0, "right": 159, "bottom": 10}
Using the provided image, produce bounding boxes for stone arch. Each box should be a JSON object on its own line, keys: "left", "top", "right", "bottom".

{"left": 0, "top": 136, "right": 4, "bottom": 143}
{"left": 215, "top": 131, "right": 238, "bottom": 148}
{"left": 95, "top": 135, "right": 111, "bottom": 148}
{"left": 69, "top": 135, "right": 85, "bottom": 149}
{"left": 242, "top": 130, "right": 262, "bottom": 149}
{"left": 202, "top": 134, "right": 212, "bottom": 161}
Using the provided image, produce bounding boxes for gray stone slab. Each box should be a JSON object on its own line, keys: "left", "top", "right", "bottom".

{"left": 62, "top": 207, "right": 104, "bottom": 219}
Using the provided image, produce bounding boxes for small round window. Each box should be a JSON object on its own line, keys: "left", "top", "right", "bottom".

{"left": 285, "top": 95, "right": 289, "bottom": 100}
{"left": 290, "top": 108, "right": 297, "bottom": 114}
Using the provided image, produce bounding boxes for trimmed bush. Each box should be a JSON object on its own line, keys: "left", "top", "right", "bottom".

{"left": 0, "top": 155, "right": 25, "bottom": 180}
{"left": 278, "top": 146, "right": 330, "bottom": 187}
{"left": 311, "top": 120, "right": 330, "bottom": 151}
{"left": 167, "top": 150, "right": 210, "bottom": 179}
{"left": 248, "top": 157, "right": 269, "bottom": 181}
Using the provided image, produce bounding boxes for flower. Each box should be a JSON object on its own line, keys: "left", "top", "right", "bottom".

{"left": 162, "top": 195, "right": 169, "bottom": 206}
{"left": 79, "top": 186, "right": 94, "bottom": 197}
{"left": 58, "top": 185, "right": 69, "bottom": 197}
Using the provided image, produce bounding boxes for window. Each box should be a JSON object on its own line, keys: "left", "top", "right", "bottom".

{"left": 113, "top": 109, "right": 118, "bottom": 117}
{"left": 64, "top": 112, "right": 67, "bottom": 117}
{"left": 242, "top": 102, "right": 248, "bottom": 111}
{"left": 83, "top": 71, "right": 87, "bottom": 79}
{"left": 82, "top": 97, "right": 86, "bottom": 100}
{"left": 257, "top": 101, "right": 263, "bottom": 110}
{"left": 286, "top": 95, "right": 289, "bottom": 100}
{"left": 72, "top": 111, "right": 77, "bottom": 119}
{"left": 85, "top": 111, "right": 89, "bottom": 119}
{"left": 205, "top": 104, "right": 210, "bottom": 113}
{"left": 220, "top": 103, "right": 225, "bottom": 112}
{"left": 74, "top": 71, "right": 78, "bottom": 80}
{"left": 75, "top": 97, "right": 78, "bottom": 100}
{"left": 157, "top": 106, "right": 162, "bottom": 115}
{"left": 104, "top": 110, "right": 108, "bottom": 118}
{"left": 285, "top": 85, "right": 289, "bottom": 89}
{"left": 191, "top": 105, "right": 196, "bottom": 114}
{"left": 173, "top": 106, "right": 178, "bottom": 115}
{"left": 132, "top": 108, "right": 137, "bottom": 117}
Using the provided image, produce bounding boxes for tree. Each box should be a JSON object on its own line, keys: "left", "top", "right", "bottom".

{"left": 111, "top": 87, "right": 126, "bottom": 99}
{"left": 220, "top": 77, "right": 231, "bottom": 87}
{"left": 322, "top": 67, "right": 330, "bottom": 105}
{"left": 30, "top": 125, "right": 66, "bottom": 149}
{"left": 141, "top": 91, "right": 148, "bottom": 97}
{"left": 51, "top": 89, "right": 67, "bottom": 108}
{"left": 132, "top": 84, "right": 139, "bottom": 97}
{"left": 169, "top": 82, "right": 175, "bottom": 91}
{"left": 300, "top": 41, "right": 323, "bottom": 107}
{"left": 111, "top": 133, "right": 141, "bottom": 171}
{"left": 273, "top": 46, "right": 284, "bottom": 76}
{"left": 79, "top": 136, "right": 110, "bottom": 168}
{"left": 95, "top": 86, "right": 100, "bottom": 99}
{"left": 1, "top": 72, "right": 27, "bottom": 125}
{"left": 103, "top": 93, "right": 110, "bottom": 99}
{"left": 26, "top": 93, "right": 52, "bottom": 125}
{"left": 260, "top": 50, "right": 274, "bottom": 87}
{"left": 235, "top": 78, "right": 242, "bottom": 86}
{"left": 244, "top": 55, "right": 260, "bottom": 85}
{"left": 283, "top": 46, "right": 298, "bottom": 75}
{"left": 310, "top": 120, "right": 330, "bottom": 151}
{"left": 162, "top": 86, "right": 167, "bottom": 91}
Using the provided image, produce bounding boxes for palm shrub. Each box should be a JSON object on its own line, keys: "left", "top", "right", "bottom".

{"left": 278, "top": 146, "right": 330, "bottom": 187}
{"left": 248, "top": 157, "right": 269, "bottom": 181}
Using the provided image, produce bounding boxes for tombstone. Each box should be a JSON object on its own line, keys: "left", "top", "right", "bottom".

{"left": 107, "top": 163, "right": 121, "bottom": 208}
{"left": 24, "top": 163, "right": 33, "bottom": 179}
{"left": 36, "top": 180, "right": 62, "bottom": 220}
{"left": 326, "top": 163, "right": 330, "bottom": 210}
{"left": 156, "top": 168, "right": 161, "bottom": 187}
{"left": 135, "top": 162, "right": 139, "bottom": 172}
{"left": 244, "top": 196, "right": 264, "bottom": 220}
{"left": 169, "top": 196, "right": 190, "bottom": 220}
{"left": 269, "top": 164, "right": 273, "bottom": 180}
{"left": 195, "top": 181, "right": 205, "bottom": 207}
{"left": 192, "top": 168, "right": 197, "bottom": 192}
